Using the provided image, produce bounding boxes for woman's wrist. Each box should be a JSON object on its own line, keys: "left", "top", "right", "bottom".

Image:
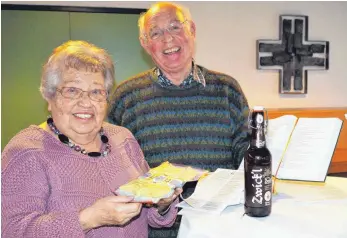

{"left": 79, "top": 207, "right": 97, "bottom": 231}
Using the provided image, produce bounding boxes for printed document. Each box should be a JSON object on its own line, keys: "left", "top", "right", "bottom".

{"left": 176, "top": 169, "right": 244, "bottom": 214}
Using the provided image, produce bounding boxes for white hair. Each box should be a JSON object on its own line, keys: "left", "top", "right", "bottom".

{"left": 138, "top": 2, "right": 193, "bottom": 41}
{"left": 40, "top": 40, "right": 115, "bottom": 101}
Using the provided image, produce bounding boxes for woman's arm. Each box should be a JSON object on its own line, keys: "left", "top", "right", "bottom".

{"left": 147, "top": 197, "right": 179, "bottom": 228}
{"left": 1, "top": 150, "right": 85, "bottom": 238}
{"left": 121, "top": 131, "right": 180, "bottom": 228}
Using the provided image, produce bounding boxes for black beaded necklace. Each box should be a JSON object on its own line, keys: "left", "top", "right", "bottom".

{"left": 47, "top": 116, "right": 111, "bottom": 157}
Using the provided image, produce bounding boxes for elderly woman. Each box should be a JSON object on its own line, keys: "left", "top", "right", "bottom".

{"left": 1, "top": 40, "right": 181, "bottom": 238}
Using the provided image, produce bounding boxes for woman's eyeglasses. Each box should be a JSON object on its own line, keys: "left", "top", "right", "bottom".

{"left": 56, "top": 87, "right": 108, "bottom": 102}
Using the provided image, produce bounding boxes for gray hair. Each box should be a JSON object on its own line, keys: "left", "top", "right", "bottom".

{"left": 138, "top": 2, "right": 193, "bottom": 41}
{"left": 40, "top": 40, "right": 115, "bottom": 100}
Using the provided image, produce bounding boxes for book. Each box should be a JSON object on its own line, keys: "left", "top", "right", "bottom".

{"left": 265, "top": 115, "right": 343, "bottom": 182}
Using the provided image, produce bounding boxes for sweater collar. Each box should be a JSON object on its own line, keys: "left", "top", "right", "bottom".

{"left": 153, "top": 61, "right": 206, "bottom": 89}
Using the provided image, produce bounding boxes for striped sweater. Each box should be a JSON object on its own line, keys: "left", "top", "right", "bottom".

{"left": 108, "top": 65, "right": 249, "bottom": 173}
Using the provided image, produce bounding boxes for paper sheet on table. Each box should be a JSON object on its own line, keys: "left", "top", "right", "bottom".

{"left": 273, "top": 176, "right": 347, "bottom": 204}
{"left": 178, "top": 200, "right": 347, "bottom": 238}
{"left": 178, "top": 176, "right": 347, "bottom": 238}
{"left": 176, "top": 169, "right": 244, "bottom": 214}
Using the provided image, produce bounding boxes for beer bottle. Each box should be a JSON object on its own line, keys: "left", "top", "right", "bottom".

{"left": 244, "top": 106, "right": 272, "bottom": 217}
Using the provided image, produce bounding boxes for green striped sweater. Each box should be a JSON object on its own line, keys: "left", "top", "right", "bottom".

{"left": 108, "top": 65, "right": 249, "bottom": 173}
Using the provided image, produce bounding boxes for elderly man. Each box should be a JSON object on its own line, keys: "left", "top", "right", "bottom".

{"left": 108, "top": 2, "right": 250, "bottom": 237}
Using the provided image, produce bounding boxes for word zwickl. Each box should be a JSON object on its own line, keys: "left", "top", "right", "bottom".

{"left": 251, "top": 168, "right": 263, "bottom": 205}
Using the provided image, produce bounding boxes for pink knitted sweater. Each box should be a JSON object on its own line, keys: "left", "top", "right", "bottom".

{"left": 1, "top": 122, "right": 178, "bottom": 238}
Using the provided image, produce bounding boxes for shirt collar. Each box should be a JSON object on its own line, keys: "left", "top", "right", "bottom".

{"left": 155, "top": 62, "right": 206, "bottom": 88}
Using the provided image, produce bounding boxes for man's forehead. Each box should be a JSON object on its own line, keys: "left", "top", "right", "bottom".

{"left": 146, "top": 9, "right": 184, "bottom": 28}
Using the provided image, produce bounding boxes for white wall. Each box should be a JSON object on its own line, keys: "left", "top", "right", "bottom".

{"left": 4, "top": 1, "right": 347, "bottom": 108}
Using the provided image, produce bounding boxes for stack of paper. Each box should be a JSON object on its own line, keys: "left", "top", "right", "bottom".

{"left": 176, "top": 169, "right": 244, "bottom": 214}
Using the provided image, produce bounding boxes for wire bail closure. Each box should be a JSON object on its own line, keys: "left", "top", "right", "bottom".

{"left": 247, "top": 107, "right": 269, "bottom": 133}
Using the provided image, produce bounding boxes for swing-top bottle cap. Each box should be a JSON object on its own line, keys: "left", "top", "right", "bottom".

{"left": 253, "top": 106, "right": 264, "bottom": 111}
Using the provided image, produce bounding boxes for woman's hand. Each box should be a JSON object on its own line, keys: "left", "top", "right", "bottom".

{"left": 79, "top": 195, "right": 142, "bottom": 231}
{"left": 156, "top": 188, "right": 183, "bottom": 215}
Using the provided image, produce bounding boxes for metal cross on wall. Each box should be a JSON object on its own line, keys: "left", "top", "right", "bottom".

{"left": 256, "top": 15, "right": 329, "bottom": 94}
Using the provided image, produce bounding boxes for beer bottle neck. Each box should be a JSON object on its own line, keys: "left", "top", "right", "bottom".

{"left": 250, "top": 127, "right": 266, "bottom": 148}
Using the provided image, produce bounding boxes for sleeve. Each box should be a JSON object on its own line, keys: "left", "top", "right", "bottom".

{"left": 228, "top": 80, "right": 250, "bottom": 169}
{"left": 121, "top": 129, "right": 179, "bottom": 228}
{"left": 147, "top": 198, "right": 179, "bottom": 228}
{"left": 121, "top": 127, "right": 150, "bottom": 172}
{"left": 1, "top": 150, "right": 85, "bottom": 238}
{"left": 107, "top": 86, "right": 126, "bottom": 126}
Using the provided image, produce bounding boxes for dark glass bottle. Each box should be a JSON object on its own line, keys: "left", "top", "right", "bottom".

{"left": 244, "top": 106, "right": 272, "bottom": 217}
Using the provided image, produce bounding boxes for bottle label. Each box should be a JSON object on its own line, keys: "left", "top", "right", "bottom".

{"left": 256, "top": 113, "right": 263, "bottom": 124}
{"left": 245, "top": 166, "right": 272, "bottom": 207}
{"left": 256, "top": 140, "right": 265, "bottom": 148}
{"left": 250, "top": 111, "right": 266, "bottom": 148}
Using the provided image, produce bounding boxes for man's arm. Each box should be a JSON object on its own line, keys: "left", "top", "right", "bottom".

{"left": 107, "top": 87, "right": 126, "bottom": 126}
{"left": 228, "top": 79, "right": 250, "bottom": 169}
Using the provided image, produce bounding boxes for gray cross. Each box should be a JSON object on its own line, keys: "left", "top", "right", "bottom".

{"left": 257, "top": 15, "right": 329, "bottom": 94}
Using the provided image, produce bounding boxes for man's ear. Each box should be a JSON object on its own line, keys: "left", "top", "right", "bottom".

{"left": 189, "top": 21, "right": 196, "bottom": 37}
{"left": 140, "top": 36, "right": 151, "bottom": 55}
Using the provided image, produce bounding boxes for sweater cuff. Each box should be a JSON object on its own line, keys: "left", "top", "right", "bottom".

{"left": 157, "top": 204, "right": 172, "bottom": 216}
{"left": 148, "top": 198, "right": 179, "bottom": 228}
{"left": 31, "top": 210, "right": 85, "bottom": 237}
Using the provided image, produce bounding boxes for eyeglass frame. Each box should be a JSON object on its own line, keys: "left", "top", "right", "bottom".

{"left": 144, "top": 19, "right": 189, "bottom": 41}
{"left": 56, "top": 87, "right": 109, "bottom": 102}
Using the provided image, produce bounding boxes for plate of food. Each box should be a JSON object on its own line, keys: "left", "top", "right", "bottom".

{"left": 115, "top": 162, "right": 208, "bottom": 203}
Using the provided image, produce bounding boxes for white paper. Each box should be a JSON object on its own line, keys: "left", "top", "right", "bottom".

{"left": 277, "top": 117, "right": 342, "bottom": 181}
{"left": 238, "top": 158, "right": 244, "bottom": 171}
{"left": 178, "top": 200, "right": 347, "bottom": 238}
{"left": 266, "top": 115, "right": 297, "bottom": 175}
{"left": 176, "top": 169, "right": 244, "bottom": 214}
{"left": 178, "top": 176, "right": 347, "bottom": 238}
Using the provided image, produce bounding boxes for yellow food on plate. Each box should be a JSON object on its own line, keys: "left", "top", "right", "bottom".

{"left": 149, "top": 161, "right": 203, "bottom": 181}
{"left": 119, "top": 179, "right": 172, "bottom": 199}
{"left": 115, "top": 162, "right": 208, "bottom": 203}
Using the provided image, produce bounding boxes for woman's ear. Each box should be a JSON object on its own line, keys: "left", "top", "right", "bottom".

{"left": 47, "top": 100, "right": 52, "bottom": 112}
